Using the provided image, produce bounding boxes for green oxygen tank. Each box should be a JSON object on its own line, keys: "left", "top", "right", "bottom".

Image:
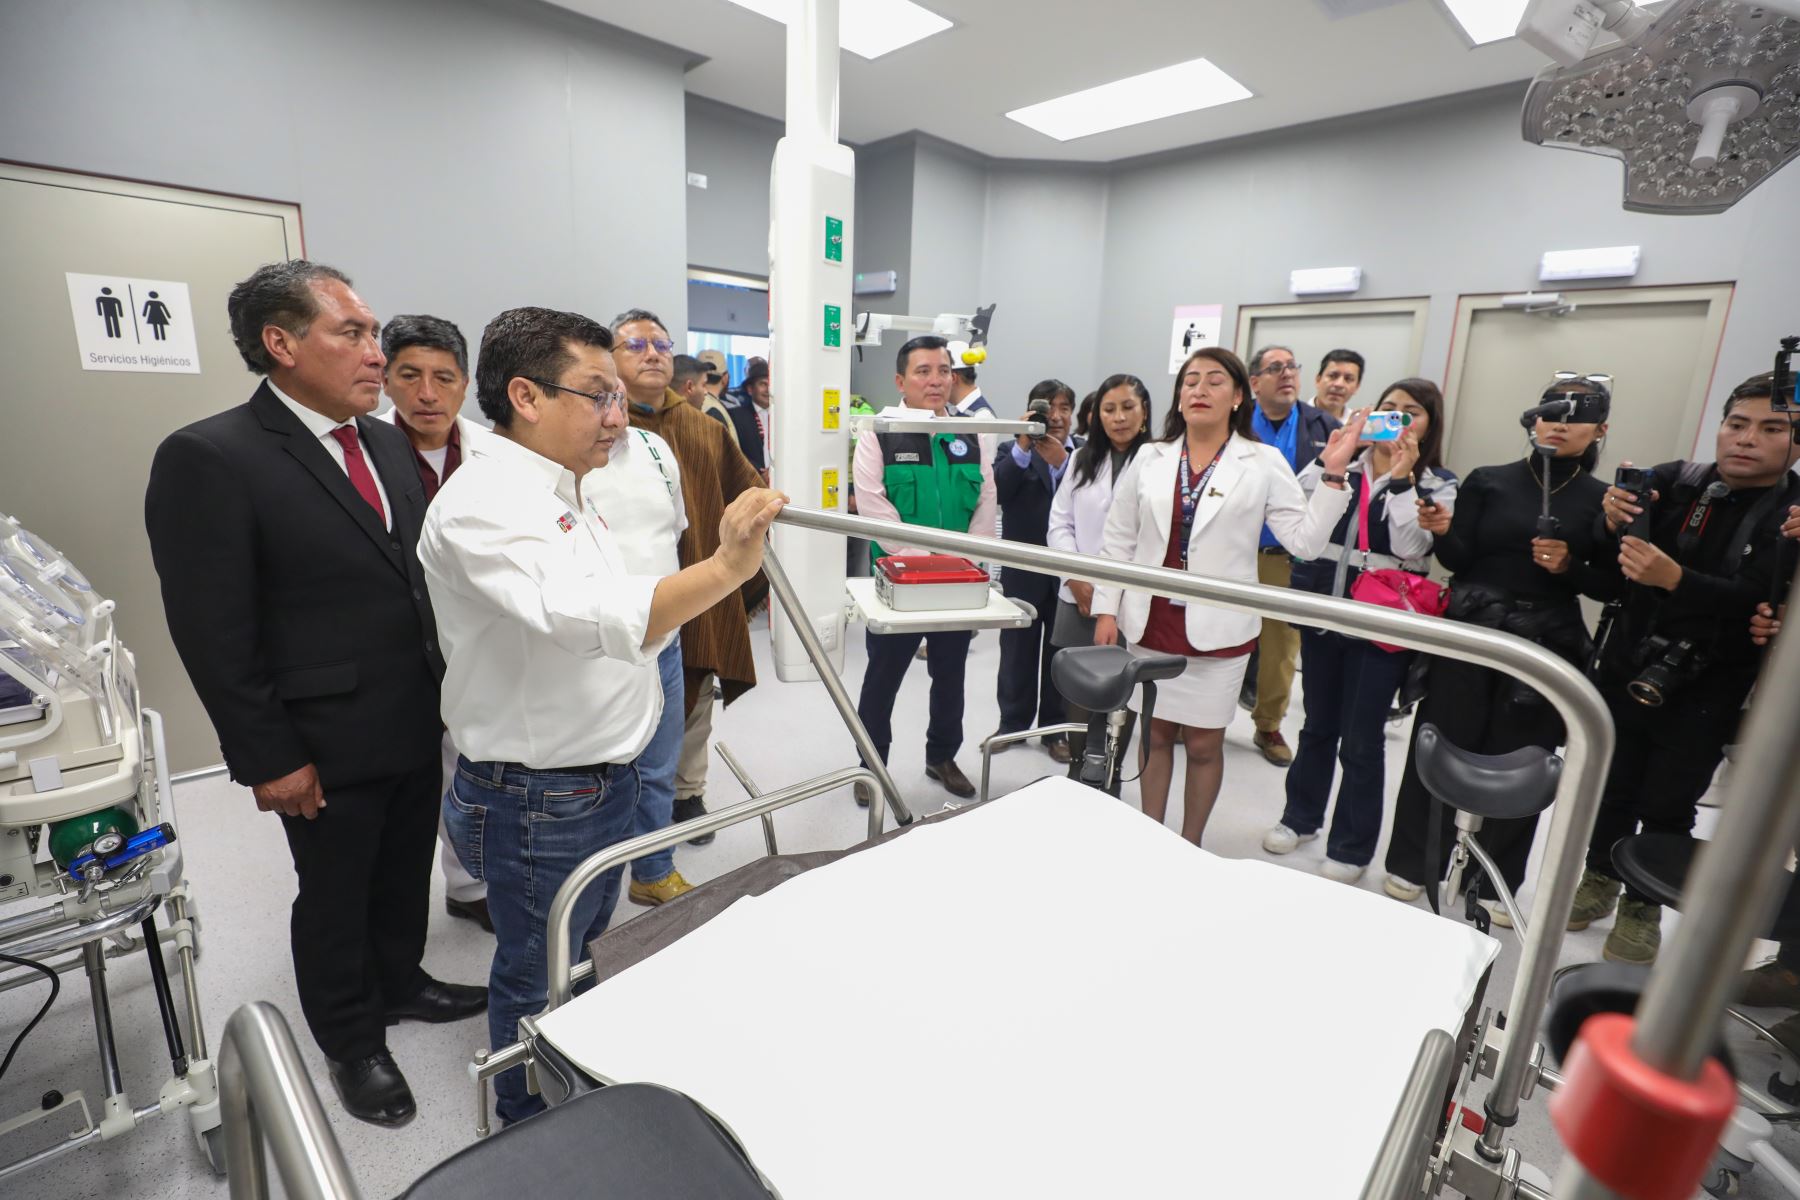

{"left": 48, "top": 807, "right": 140, "bottom": 869}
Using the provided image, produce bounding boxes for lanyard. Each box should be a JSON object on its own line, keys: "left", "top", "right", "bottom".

{"left": 636, "top": 429, "right": 677, "bottom": 499}
{"left": 1177, "top": 437, "right": 1228, "bottom": 570}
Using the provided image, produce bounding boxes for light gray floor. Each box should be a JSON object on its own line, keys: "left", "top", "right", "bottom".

{"left": 3, "top": 616, "right": 1795, "bottom": 1198}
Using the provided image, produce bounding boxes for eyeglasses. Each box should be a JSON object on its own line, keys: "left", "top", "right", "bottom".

{"left": 1256, "top": 361, "right": 1303, "bottom": 377}
{"left": 616, "top": 337, "right": 675, "bottom": 356}
{"left": 528, "top": 378, "right": 628, "bottom": 416}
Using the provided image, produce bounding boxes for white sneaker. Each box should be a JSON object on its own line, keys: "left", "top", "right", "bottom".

{"left": 1384, "top": 874, "right": 1425, "bottom": 902}
{"left": 1482, "top": 900, "right": 1515, "bottom": 929}
{"left": 1261, "top": 824, "right": 1318, "bottom": 855}
{"left": 1321, "top": 858, "right": 1366, "bottom": 884}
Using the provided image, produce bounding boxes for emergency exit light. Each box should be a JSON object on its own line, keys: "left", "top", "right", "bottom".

{"left": 1290, "top": 266, "right": 1363, "bottom": 295}
{"left": 1538, "top": 245, "right": 1641, "bottom": 281}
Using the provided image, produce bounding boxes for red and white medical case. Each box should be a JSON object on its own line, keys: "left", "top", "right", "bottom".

{"left": 873, "top": 555, "right": 991, "bottom": 612}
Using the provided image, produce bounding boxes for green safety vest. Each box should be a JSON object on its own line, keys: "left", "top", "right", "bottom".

{"left": 871, "top": 419, "right": 984, "bottom": 564}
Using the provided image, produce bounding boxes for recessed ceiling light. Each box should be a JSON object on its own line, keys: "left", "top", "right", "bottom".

{"left": 1436, "top": 0, "right": 1529, "bottom": 46}
{"left": 720, "top": 0, "right": 951, "bottom": 60}
{"left": 1005, "top": 57, "right": 1253, "bottom": 142}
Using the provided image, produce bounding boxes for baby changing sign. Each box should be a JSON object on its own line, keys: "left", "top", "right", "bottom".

{"left": 65, "top": 272, "right": 201, "bottom": 374}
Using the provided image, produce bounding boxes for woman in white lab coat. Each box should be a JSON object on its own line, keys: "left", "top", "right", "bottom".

{"left": 1048, "top": 374, "right": 1155, "bottom": 764}
{"left": 1091, "top": 348, "right": 1364, "bottom": 846}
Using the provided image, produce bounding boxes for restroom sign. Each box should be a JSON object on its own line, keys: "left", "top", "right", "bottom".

{"left": 65, "top": 272, "right": 201, "bottom": 374}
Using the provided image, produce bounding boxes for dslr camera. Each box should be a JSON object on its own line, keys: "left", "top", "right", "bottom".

{"left": 1614, "top": 465, "right": 1655, "bottom": 542}
{"left": 1627, "top": 635, "right": 1708, "bottom": 707}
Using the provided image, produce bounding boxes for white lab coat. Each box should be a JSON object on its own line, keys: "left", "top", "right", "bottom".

{"left": 1090, "top": 437, "right": 1352, "bottom": 651}
{"left": 1046, "top": 453, "right": 1131, "bottom": 605}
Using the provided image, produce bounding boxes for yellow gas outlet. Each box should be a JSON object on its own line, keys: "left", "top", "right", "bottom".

{"left": 822, "top": 468, "right": 841, "bottom": 510}
{"left": 822, "top": 388, "right": 842, "bottom": 431}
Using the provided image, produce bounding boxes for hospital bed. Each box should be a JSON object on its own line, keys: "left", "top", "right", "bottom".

{"left": 206, "top": 504, "right": 1796, "bottom": 1200}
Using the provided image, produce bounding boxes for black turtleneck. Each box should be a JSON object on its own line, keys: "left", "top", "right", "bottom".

{"left": 1434, "top": 456, "right": 1610, "bottom": 602}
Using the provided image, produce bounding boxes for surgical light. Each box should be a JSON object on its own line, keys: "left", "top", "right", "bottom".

{"left": 1005, "top": 57, "right": 1253, "bottom": 142}
{"left": 719, "top": 0, "right": 951, "bottom": 60}
{"left": 1521, "top": 0, "right": 1800, "bottom": 213}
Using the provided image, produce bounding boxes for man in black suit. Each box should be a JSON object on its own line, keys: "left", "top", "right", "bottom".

{"left": 725, "top": 357, "right": 771, "bottom": 477}
{"left": 144, "top": 260, "right": 485, "bottom": 1128}
{"left": 992, "top": 381, "right": 1080, "bottom": 762}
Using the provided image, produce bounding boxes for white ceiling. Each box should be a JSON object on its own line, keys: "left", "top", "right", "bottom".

{"left": 545, "top": 0, "right": 1552, "bottom": 161}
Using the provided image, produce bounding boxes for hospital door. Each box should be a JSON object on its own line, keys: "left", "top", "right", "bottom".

{"left": 1236, "top": 298, "right": 1430, "bottom": 400}
{"left": 0, "top": 163, "right": 303, "bottom": 772}
{"left": 1441, "top": 285, "right": 1734, "bottom": 483}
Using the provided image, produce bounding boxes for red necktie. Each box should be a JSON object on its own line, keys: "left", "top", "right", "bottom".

{"left": 329, "top": 426, "right": 388, "bottom": 527}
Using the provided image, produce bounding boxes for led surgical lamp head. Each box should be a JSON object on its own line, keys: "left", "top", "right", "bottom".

{"left": 1519, "top": 0, "right": 1800, "bottom": 214}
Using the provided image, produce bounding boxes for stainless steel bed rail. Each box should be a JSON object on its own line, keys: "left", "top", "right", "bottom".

{"left": 1361, "top": 1029, "right": 1457, "bottom": 1200}
{"left": 1557, "top": 568, "right": 1800, "bottom": 1198}
{"left": 773, "top": 505, "right": 1614, "bottom": 1157}
{"left": 544, "top": 765, "right": 884, "bottom": 1011}
{"left": 217, "top": 1001, "right": 360, "bottom": 1200}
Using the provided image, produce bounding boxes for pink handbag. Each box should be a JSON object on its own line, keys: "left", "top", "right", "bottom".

{"left": 1346, "top": 476, "right": 1449, "bottom": 652}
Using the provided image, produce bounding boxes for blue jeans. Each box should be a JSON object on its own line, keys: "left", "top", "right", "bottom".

{"left": 1281, "top": 630, "right": 1410, "bottom": 867}
{"left": 444, "top": 756, "right": 641, "bottom": 1124}
{"left": 631, "top": 638, "right": 685, "bottom": 884}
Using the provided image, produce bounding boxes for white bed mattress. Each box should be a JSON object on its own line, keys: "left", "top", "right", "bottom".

{"left": 535, "top": 777, "right": 1498, "bottom": 1198}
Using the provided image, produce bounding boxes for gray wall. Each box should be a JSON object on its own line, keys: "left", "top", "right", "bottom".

{"left": 684, "top": 97, "right": 781, "bottom": 279}
{"left": 977, "top": 166, "right": 1109, "bottom": 415}
{"left": 684, "top": 83, "right": 1795, "bottom": 440}
{"left": 0, "top": 0, "right": 693, "bottom": 359}
{"left": 1096, "top": 85, "right": 1800, "bottom": 434}
{"left": 849, "top": 142, "right": 917, "bottom": 403}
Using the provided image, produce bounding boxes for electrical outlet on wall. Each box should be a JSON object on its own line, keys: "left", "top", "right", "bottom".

{"left": 686, "top": 171, "right": 708, "bottom": 189}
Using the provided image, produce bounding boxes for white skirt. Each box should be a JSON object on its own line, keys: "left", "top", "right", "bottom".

{"left": 1123, "top": 642, "right": 1251, "bottom": 730}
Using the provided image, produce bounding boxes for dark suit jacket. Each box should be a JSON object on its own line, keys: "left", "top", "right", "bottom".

{"left": 993, "top": 436, "right": 1082, "bottom": 611}
{"left": 144, "top": 382, "right": 444, "bottom": 791}
{"left": 1290, "top": 403, "right": 1342, "bottom": 473}
{"left": 724, "top": 398, "right": 766, "bottom": 473}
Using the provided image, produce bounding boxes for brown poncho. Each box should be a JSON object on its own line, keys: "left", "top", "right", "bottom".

{"left": 629, "top": 388, "right": 769, "bottom": 710}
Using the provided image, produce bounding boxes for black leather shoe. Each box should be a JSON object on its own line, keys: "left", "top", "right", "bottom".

{"left": 445, "top": 895, "right": 493, "bottom": 933}
{"left": 385, "top": 978, "right": 488, "bottom": 1026}
{"left": 673, "top": 794, "right": 715, "bottom": 845}
{"left": 925, "top": 760, "right": 976, "bottom": 799}
{"left": 328, "top": 1052, "right": 415, "bottom": 1127}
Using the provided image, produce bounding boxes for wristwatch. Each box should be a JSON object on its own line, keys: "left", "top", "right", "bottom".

{"left": 1320, "top": 471, "right": 1348, "bottom": 485}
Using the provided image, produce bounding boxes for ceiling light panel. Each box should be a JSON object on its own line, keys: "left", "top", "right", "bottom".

{"left": 1006, "top": 58, "right": 1253, "bottom": 142}
{"left": 1439, "top": 0, "right": 1529, "bottom": 45}
{"left": 720, "top": 0, "right": 951, "bottom": 60}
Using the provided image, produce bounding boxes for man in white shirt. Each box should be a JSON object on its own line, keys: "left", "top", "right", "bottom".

{"left": 376, "top": 313, "right": 491, "bottom": 932}
{"left": 583, "top": 421, "right": 695, "bottom": 908}
{"left": 419, "top": 305, "right": 782, "bottom": 1126}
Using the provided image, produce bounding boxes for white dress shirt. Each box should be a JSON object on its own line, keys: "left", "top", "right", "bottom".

{"left": 271, "top": 380, "right": 392, "bottom": 528}
{"left": 1047, "top": 450, "right": 1133, "bottom": 605}
{"left": 418, "top": 433, "right": 670, "bottom": 770}
{"left": 756, "top": 401, "right": 773, "bottom": 470}
{"left": 583, "top": 428, "right": 689, "bottom": 577}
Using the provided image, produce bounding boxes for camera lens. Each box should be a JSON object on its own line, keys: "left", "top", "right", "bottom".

{"left": 1628, "top": 674, "right": 1667, "bottom": 706}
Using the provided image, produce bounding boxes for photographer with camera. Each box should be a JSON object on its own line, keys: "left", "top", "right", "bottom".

{"left": 1382, "top": 373, "right": 1613, "bottom": 915}
{"left": 1565, "top": 370, "right": 1800, "bottom": 966}
{"left": 991, "top": 379, "right": 1081, "bottom": 762}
